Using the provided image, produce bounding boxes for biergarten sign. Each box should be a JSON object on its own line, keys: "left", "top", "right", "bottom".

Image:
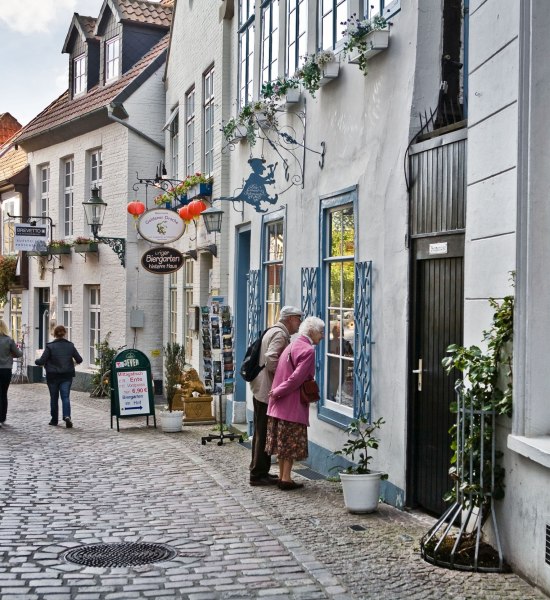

{"left": 141, "top": 247, "right": 184, "bottom": 274}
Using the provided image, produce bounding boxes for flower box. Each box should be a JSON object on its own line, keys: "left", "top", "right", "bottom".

{"left": 228, "top": 124, "right": 248, "bottom": 143}
{"left": 27, "top": 250, "right": 48, "bottom": 257}
{"left": 319, "top": 61, "right": 340, "bottom": 87}
{"left": 73, "top": 242, "right": 98, "bottom": 253}
{"left": 348, "top": 29, "right": 390, "bottom": 63}
{"left": 186, "top": 182, "right": 212, "bottom": 200}
{"left": 284, "top": 88, "right": 302, "bottom": 105}
{"left": 47, "top": 246, "right": 71, "bottom": 255}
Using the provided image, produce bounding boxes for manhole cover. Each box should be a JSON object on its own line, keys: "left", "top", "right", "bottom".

{"left": 64, "top": 542, "right": 178, "bottom": 567}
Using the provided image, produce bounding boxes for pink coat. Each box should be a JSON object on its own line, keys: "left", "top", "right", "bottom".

{"left": 267, "top": 335, "right": 315, "bottom": 426}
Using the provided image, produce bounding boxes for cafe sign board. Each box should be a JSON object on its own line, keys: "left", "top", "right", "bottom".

{"left": 14, "top": 224, "right": 48, "bottom": 251}
{"left": 137, "top": 208, "right": 185, "bottom": 244}
{"left": 110, "top": 348, "right": 156, "bottom": 431}
{"left": 141, "top": 247, "right": 184, "bottom": 274}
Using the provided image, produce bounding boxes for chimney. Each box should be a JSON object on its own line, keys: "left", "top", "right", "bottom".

{"left": 0, "top": 113, "right": 22, "bottom": 145}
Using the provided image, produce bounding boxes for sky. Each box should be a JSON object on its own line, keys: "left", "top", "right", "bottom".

{"left": 0, "top": 0, "right": 104, "bottom": 126}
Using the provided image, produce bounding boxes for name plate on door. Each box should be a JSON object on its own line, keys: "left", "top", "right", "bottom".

{"left": 429, "top": 242, "right": 448, "bottom": 255}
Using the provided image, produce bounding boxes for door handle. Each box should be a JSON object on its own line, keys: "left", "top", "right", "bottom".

{"left": 412, "top": 358, "right": 423, "bottom": 391}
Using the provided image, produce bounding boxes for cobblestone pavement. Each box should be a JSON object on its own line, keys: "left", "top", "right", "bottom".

{"left": 0, "top": 384, "right": 547, "bottom": 600}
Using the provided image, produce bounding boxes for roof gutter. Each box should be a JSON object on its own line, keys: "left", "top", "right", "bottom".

{"left": 107, "top": 103, "right": 164, "bottom": 151}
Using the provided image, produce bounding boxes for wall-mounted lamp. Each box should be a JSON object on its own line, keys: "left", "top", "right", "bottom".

{"left": 201, "top": 206, "right": 225, "bottom": 234}
{"left": 82, "top": 186, "right": 126, "bottom": 267}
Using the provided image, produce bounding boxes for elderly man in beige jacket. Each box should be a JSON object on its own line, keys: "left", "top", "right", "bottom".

{"left": 248, "top": 305, "right": 303, "bottom": 486}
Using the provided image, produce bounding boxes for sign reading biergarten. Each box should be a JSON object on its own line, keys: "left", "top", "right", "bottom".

{"left": 141, "top": 247, "right": 184, "bottom": 274}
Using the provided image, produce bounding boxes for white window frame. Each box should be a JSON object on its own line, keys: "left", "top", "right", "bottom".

{"left": 39, "top": 165, "right": 49, "bottom": 218}
{"left": 185, "top": 89, "right": 195, "bottom": 176}
{"left": 73, "top": 53, "right": 86, "bottom": 96}
{"left": 286, "top": 0, "right": 307, "bottom": 76}
{"left": 88, "top": 286, "right": 101, "bottom": 366}
{"left": 2, "top": 196, "right": 18, "bottom": 255}
{"left": 261, "top": 0, "right": 280, "bottom": 86}
{"left": 238, "top": 0, "right": 256, "bottom": 108}
{"left": 9, "top": 294, "right": 22, "bottom": 345}
{"left": 61, "top": 286, "right": 73, "bottom": 341}
{"left": 63, "top": 158, "right": 74, "bottom": 237}
{"left": 184, "top": 260, "right": 194, "bottom": 359}
{"left": 263, "top": 219, "right": 284, "bottom": 327}
{"left": 105, "top": 37, "right": 120, "bottom": 82}
{"left": 319, "top": 0, "right": 348, "bottom": 50}
{"left": 203, "top": 68, "right": 215, "bottom": 177}
{"left": 323, "top": 202, "right": 355, "bottom": 417}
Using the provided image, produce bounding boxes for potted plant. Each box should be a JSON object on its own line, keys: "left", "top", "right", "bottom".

{"left": 342, "top": 13, "right": 389, "bottom": 75}
{"left": 261, "top": 76, "right": 301, "bottom": 105}
{"left": 222, "top": 117, "right": 248, "bottom": 144}
{"left": 160, "top": 342, "right": 186, "bottom": 432}
{"left": 73, "top": 236, "right": 98, "bottom": 253}
{"left": 295, "top": 51, "right": 338, "bottom": 97}
{"left": 48, "top": 239, "right": 72, "bottom": 255}
{"left": 333, "top": 416, "right": 386, "bottom": 513}
{"left": 154, "top": 173, "right": 213, "bottom": 207}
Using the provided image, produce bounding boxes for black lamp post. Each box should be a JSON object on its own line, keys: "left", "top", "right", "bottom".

{"left": 82, "top": 186, "right": 126, "bottom": 267}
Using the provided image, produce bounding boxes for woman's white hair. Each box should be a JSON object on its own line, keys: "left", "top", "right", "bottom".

{"left": 298, "top": 316, "right": 325, "bottom": 336}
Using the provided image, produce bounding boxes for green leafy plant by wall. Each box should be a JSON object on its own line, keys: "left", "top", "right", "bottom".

{"left": 90, "top": 332, "right": 124, "bottom": 397}
{"left": 0, "top": 255, "right": 18, "bottom": 304}
{"left": 442, "top": 289, "right": 514, "bottom": 508}
{"left": 164, "top": 342, "right": 186, "bottom": 412}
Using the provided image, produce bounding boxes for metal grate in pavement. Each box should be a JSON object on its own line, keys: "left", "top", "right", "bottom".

{"left": 292, "top": 467, "right": 326, "bottom": 480}
{"left": 64, "top": 542, "right": 178, "bottom": 567}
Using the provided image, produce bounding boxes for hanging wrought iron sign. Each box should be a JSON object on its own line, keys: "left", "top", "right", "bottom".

{"left": 141, "top": 247, "right": 184, "bottom": 274}
{"left": 218, "top": 158, "right": 278, "bottom": 213}
{"left": 137, "top": 208, "right": 185, "bottom": 244}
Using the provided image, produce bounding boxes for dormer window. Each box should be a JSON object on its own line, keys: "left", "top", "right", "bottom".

{"left": 73, "top": 54, "right": 86, "bottom": 96}
{"left": 105, "top": 36, "right": 120, "bottom": 82}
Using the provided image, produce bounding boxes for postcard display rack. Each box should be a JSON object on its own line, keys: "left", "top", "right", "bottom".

{"left": 200, "top": 300, "right": 241, "bottom": 445}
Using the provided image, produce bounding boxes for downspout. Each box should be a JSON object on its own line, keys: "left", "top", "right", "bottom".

{"left": 107, "top": 103, "right": 165, "bottom": 151}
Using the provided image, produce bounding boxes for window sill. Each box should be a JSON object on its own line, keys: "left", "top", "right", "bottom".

{"left": 507, "top": 434, "right": 550, "bottom": 470}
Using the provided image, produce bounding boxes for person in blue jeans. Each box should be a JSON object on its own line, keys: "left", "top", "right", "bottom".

{"left": 35, "top": 325, "right": 83, "bottom": 428}
{"left": 0, "top": 320, "right": 23, "bottom": 426}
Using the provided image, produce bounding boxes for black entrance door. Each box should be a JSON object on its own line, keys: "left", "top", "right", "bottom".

{"left": 409, "top": 234, "right": 464, "bottom": 515}
{"left": 38, "top": 287, "right": 50, "bottom": 349}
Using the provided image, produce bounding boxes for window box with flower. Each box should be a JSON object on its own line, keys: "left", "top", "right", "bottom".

{"left": 153, "top": 173, "right": 213, "bottom": 207}
{"left": 295, "top": 50, "right": 338, "bottom": 97}
{"left": 342, "top": 14, "right": 389, "bottom": 75}
{"left": 73, "top": 237, "right": 98, "bottom": 253}
{"left": 261, "top": 77, "right": 301, "bottom": 106}
{"left": 47, "top": 240, "right": 72, "bottom": 255}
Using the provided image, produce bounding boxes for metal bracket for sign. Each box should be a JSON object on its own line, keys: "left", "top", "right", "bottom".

{"left": 8, "top": 213, "right": 54, "bottom": 256}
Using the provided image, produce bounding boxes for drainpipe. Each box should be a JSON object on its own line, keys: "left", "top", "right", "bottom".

{"left": 107, "top": 103, "right": 165, "bottom": 151}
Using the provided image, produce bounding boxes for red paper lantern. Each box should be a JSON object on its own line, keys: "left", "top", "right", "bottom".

{"left": 188, "top": 199, "right": 207, "bottom": 217}
{"left": 127, "top": 201, "right": 146, "bottom": 219}
{"left": 178, "top": 205, "right": 192, "bottom": 221}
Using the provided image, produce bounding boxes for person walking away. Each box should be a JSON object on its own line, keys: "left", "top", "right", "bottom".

{"left": 248, "top": 305, "right": 303, "bottom": 486}
{"left": 266, "top": 316, "right": 325, "bottom": 490}
{"left": 0, "top": 320, "right": 22, "bottom": 426}
{"left": 35, "top": 325, "right": 83, "bottom": 428}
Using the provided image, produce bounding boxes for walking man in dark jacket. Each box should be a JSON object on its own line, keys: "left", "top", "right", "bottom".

{"left": 36, "top": 325, "right": 83, "bottom": 428}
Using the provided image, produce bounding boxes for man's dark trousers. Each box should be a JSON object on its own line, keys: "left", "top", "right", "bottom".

{"left": 249, "top": 397, "right": 271, "bottom": 480}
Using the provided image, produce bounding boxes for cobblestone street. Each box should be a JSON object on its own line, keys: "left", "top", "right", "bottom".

{"left": 0, "top": 384, "right": 547, "bottom": 600}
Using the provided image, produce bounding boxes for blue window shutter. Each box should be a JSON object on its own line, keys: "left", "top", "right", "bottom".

{"left": 354, "top": 261, "right": 373, "bottom": 419}
{"left": 247, "top": 269, "right": 261, "bottom": 344}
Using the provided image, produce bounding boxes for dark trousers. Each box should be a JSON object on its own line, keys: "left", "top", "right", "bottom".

{"left": 249, "top": 397, "right": 272, "bottom": 480}
{"left": 0, "top": 368, "right": 12, "bottom": 423}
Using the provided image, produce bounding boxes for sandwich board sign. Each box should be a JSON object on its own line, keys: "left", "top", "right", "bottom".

{"left": 110, "top": 349, "right": 156, "bottom": 431}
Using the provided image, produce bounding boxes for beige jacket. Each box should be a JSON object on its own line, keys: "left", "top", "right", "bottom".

{"left": 249, "top": 322, "right": 290, "bottom": 404}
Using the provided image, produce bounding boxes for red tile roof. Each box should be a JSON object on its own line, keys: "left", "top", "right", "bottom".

{"left": 15, "top": 35, "right": 169, "bottom": 145}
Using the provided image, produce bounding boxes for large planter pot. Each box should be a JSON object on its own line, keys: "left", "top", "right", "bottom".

{"left": 159, "top": 410, "right": 184, "bottom": 433}
{"left": 340, "top": 471, "right": 382, "bottom": 513}
{"left": 73, "top": 242, "right": 98, "bottom": 253}
{"left": 171, "top": 391, "right": 215, "bottom": 423}
{"left": 48, "top": 246, "right": 71, "bottom": 255}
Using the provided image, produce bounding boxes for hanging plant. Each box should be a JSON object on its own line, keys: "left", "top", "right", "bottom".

{"left": 295, "top": 50, "right": 336, "bottom": 97}
{"left": 154, "top": 173, "right": 213, "bottom": 206}
{"left": 0, "top": 255, "right": 18, "bottom": 304}
{"left": 341, "top": 13, "right": 388, "bottom": 75}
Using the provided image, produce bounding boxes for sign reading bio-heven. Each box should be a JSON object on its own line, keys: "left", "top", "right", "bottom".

{"left": 137, "top": 208, "right": 185, "bottom": 244}
{"left": 141, "top": 247, "right": 184, "bottom": 274}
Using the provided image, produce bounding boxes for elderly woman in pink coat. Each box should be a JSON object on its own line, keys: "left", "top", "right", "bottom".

{"left": 266, "top": 316, "right": 325, "bottom": 490}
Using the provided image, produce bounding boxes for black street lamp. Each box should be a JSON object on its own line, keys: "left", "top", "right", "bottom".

{"left": 82, "top": 186, "right": 126, "bottom": 267}
{"left": 201, "top": 205, "right": 224, "bottom": 234}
